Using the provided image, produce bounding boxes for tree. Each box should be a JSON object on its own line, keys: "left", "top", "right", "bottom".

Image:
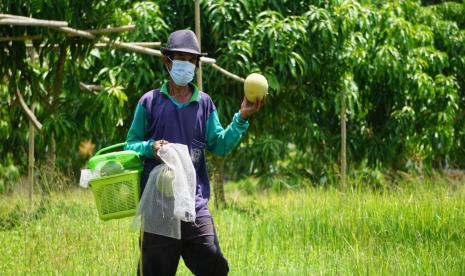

{"left": 1, "top": 0, "right": 465, "bottom": 192}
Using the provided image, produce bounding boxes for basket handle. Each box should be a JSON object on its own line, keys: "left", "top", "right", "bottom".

{"left": 94, "top": 142, "right": 127, "bottom": 156}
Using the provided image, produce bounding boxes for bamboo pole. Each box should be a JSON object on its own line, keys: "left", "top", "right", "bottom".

{"left": 1, "top": 14, "right": 241, "bottom": 83}
{"left": 195, "top": 0, "right": 203, "bottom": 91}
{"left": 15, "top": 89, "right": 43, "bottom": 130}
{"left": 58, "top": 26, "right": 95, "bottom": 39}
{"left": 28, "top": 50, "right": 36, "bottom": 208}
{"left": 0, "top": 14, "right": 27, "bottom": 19}
{"left": 24, "top": 42, "right": 161, "bottom": 49}
{"left": 56, "top": 26, "right": 219, "bottom": 64}
{"left": 28, "top": 116, "right": 34, "bottom": 208}
{"left": 0, "top": 13, "right": 62, "bottom": 21}
{"left": 57, "top": 26, "right": 164, "bottom": 56}
{"left": 0, "top": 25, "right": 136, "bottom": 42}
{"left": 210, "top": 63, "right": 245, "bottom": 83}
{"left": 0, "top": 18, "right": 68, "bottom": 27}
{"left": 0, "top": 13, "right": 68, "bottom": 25}
{"left": 83, "top": 25, "right": 135, "bottom": 35}
{"left": 94, "top": 42, "right": 160, "bottom": 48}
{"left": 99, "top": 36, "right": 164, "bottom": 56}
{"left": 0, "top": 15, "right": 216, "bottom": 63}
{"left": 341, "top": 91, "right": 347, "bottom": 191}
{"left": 201, "top": 57, "right": 216, "bottom": 64}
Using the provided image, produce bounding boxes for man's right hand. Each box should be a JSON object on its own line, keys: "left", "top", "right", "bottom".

{"left": 153, "top": 139, "right": 169, "bottom": 158}
{"left": 239, "top": 96, "right": 266, "bottom": 120}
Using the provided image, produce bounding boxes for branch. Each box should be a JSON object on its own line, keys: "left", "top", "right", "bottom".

{"left": 454, "top": 109, "right": 465, "bottom": 124}
{"left": 79, "top": 82, "right": 103, "bottom": 94}
{"left": 210, "top": 63, "right": 245, "bottom": 83}
{"left": 15, "top": 89, "right": 43, "bottom": 130}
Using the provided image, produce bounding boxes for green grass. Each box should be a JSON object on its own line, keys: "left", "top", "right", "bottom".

{"left": 1, "top": 177, "right": 465, "bottom": 275}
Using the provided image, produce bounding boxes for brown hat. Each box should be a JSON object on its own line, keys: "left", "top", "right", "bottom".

{"left": 160, "top": 30, "right": 207, "bottom": 56}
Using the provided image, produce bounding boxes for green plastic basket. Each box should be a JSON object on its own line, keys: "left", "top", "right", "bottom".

{"left": 88, "top": 143, "right": 142, "bottom": 221}
{"left": 90, "top": 170, "right": 140, "bottom": 221}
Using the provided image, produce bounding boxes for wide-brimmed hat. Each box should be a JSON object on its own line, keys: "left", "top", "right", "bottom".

{"left": 160, "top": 30, "right": 207, "bottom": 56}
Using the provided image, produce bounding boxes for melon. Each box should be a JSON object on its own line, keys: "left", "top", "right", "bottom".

{"left": 244, "top": 73, "right": 268, "bottom": 103}
{"left": 113, "top": 183, "right": 133, "bottom": 208}
{"left": 100, "top": 161, "right": 124, "bottom": 176}
{"left": 156, "top": 167, "right": 174, "bottom": 198}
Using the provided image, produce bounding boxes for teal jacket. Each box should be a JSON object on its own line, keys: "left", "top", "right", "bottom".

{"left": 125, "top": 81, "right": 249, "bottom": 158}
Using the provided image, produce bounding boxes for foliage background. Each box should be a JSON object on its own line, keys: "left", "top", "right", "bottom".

{"left": 1, "top": 0, "right": 465, "bottom": 189}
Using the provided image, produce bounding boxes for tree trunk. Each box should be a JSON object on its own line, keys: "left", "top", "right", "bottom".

{"left": 213, "top": 157, "right": 226, "bottom": 208}
{"left": 47, "top": 136, "right": 56, "bottom": 172}
{"left": 45, "top": 44, "right": 66, "bottom": 173}
{"left": 52, "top": 44, "right": 67, "bottom": 98}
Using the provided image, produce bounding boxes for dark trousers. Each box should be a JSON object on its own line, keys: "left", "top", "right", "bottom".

{"left": 138, "top": 216, "right": 229, "bottom": 276}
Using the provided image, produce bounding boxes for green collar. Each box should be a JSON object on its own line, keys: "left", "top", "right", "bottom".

{"left": 161, "top": 81, "right": 200, "bottom": 106}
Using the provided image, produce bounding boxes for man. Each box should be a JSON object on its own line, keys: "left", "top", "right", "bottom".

{"left": 125, "top": 29, "right": 265, "bottom": 276}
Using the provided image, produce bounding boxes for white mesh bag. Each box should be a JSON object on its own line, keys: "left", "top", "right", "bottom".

{"left": 132, "top": 143, "right": 196, "bottom": 239}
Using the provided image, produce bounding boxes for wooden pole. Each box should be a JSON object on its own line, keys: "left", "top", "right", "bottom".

{"left": 28, "top": 113, "right": 34, "bottom": 208}
{"left": 15, "top": 89, "right": 42, "bottom": 130}
{"left": 0, "top": 13, "right": 66, "bottom": 23}
{"left": 341, "top": 91, "right": 347, "bottom": 191}
{"left": 92, "top": 42, "right": 161, "bottom": 48}
{"left": 24, "top": 41, "right": 161, "bottom": 49}
{"left": 194, "top": 0, "right": 203, "bottom": 91}
{"left": 0, "top": 18, "right": 68, "bottom": 27}
{"left": 56, "top": 26, "right": 165, "bottom": 56}
{"left": 2, "top": 15, "right": 245, "bottom": 85}
{"left": 0, "top": 25, "right": 136, "bottom": 42}
{"left": 83, "top": 25, "right": 135, "bottom": 35}
{"left": 210, "top": 63, "right": 245, "bottom": 82}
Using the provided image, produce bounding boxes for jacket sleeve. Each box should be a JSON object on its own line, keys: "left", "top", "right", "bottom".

{"left": 124, "top": 103, "right": 155, "bottom": 159}
{"left": 205, "top": 110, "right": 249, "bottom": 156}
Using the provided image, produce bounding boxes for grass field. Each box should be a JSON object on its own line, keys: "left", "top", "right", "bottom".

{"left": 1, "top": 176, "right": 465, "bottom": 275}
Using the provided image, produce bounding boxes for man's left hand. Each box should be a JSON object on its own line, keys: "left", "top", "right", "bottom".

{"left": 239, "top": 96, "right": 266, "bottom": 120}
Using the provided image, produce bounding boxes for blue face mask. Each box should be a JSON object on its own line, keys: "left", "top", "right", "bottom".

{"left": 167, "top": 58, "right": 196, "bottom": 86}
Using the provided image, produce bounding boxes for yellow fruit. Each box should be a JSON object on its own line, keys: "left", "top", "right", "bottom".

{"left": 156, "top": 167, "right": 174, "bottom": 198}
{"left": 244, "top": 73, "right": 268, "bottom": 103}
{"left": 100, "top": 161, "right": 124, "bottom": 176}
